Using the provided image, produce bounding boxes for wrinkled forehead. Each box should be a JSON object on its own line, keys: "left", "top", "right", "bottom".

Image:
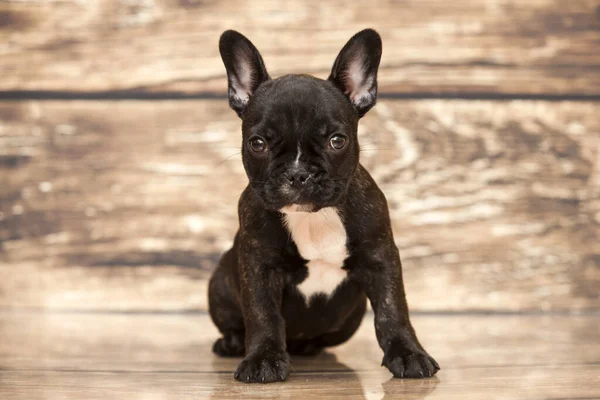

{"left": 243, "top": 78, "right": 357, "bottom": 141}
{"left": 255, "top": 112, "right": 351, "bottom": 143}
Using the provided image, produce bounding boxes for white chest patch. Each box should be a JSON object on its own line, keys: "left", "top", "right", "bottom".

{"left": 282, "top": 206, "right": 348, "bottom": 301}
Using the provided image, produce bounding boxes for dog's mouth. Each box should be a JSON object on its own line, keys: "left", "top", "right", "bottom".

{"left": 277, "top": 185, "right": 318, "bottom": 213}
{"left": 253, "top": 174, "right": 347, "bottom": 213}
{"left": 280, "top": 203, "right": 317, "bottom": 214}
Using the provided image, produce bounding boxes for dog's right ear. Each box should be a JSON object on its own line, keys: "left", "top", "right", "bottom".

{"left": 219, "top": 30, "right": 270, "bottom": 118}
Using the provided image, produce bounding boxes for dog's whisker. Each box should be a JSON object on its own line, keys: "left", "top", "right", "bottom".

{"left": 216, "top": 152, "right": 242, "bottom": 167}
{"left": 360, "top": 148, "right": 392, "bottom": 152}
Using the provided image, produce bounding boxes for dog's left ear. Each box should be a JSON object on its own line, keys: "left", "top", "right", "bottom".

{"left": 328, "top": 29, "right": 382, "bottom": 118}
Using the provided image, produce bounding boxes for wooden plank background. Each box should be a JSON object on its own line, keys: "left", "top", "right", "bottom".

{"left": 1, "top": 100, "right": 599, "bottom": 312}
{"left": 0, "top": 0, "right": 599, "bottom": 312}
{"left": 0, "top": 0, "right": 599, "bottom": 97}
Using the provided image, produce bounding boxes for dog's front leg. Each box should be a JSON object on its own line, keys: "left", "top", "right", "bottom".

{"left": 354, "top": 245, "right": 440, "bottom": 378}
{"left": 234, "top": 241, "right": 289, "bottom": 383}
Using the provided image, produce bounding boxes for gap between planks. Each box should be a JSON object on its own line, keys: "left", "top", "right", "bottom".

{"left": 1, "top": 91, "right": 600, "bottom": 102}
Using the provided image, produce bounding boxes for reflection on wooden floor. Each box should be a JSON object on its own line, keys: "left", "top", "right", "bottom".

{"left": 1, "top": 312, "right": 598, "bottom": 399}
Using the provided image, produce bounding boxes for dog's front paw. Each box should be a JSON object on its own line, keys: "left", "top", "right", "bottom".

{"left": 382, "top": 347, "right": 440, "bottom": 379}
{"left": 234, "top": 351, "right": 290, "bottom": 383}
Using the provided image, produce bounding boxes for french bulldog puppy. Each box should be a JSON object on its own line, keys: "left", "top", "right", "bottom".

{"left": 208, "top": 28, "right": 439, "bottom": 383}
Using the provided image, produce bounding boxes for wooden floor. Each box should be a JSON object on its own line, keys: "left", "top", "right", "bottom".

{"left": 0, "top": 312, "right": 598, "bottom": 399}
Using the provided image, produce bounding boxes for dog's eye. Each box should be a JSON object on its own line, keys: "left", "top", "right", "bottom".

{"left": 329, "top": 135, "right": 347, "bottom": 150}
{"left": 249, "top": 137, "right": 267, "bottom": 153}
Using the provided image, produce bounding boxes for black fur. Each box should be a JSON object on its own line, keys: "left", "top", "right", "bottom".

{"left": 209, "top": 29, "right": 440, "bottom": 384}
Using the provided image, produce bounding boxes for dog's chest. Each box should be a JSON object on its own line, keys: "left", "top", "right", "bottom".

{"left": 283, "top": 207, "right": 348, "bottom": 300}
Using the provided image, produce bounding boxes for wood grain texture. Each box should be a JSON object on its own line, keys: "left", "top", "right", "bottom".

{"left": 0, "top": 312, "right": 599, "bottom": 399}
{"left": 1, "top": 0, "right": 600, "bottom": 96}
{"left": 0, "top": 99, "right": 599, "bottom": 312}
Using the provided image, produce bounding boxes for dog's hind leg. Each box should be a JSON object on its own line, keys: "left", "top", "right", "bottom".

{"left": 209, "top": 248, "right": 245, "bottom": 357}
{"left": 286, "top": 339, "right": 323, "bottom": 356}
{"left": 286, "top": 297, "right": 367, "bottom": 356}
{"left": 314, "top": 297, "right": 367, "bottom": 348}
{"left": 212, "top": 331, "right": 245, "bottom": 357}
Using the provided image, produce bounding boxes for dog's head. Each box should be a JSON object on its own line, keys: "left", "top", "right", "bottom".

{"left": 219, "top": 29, "right": 382, "bottom": 212}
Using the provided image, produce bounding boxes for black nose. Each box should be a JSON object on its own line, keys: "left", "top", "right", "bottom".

{"left": 286, "top": 170, "right": 311, "bottom": 188}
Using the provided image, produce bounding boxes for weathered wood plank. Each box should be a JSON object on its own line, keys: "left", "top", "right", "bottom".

{"left": 0, "top": 99, "right": 599, "bottom": 311}
{"left": 1, "top": 0, "right": 599, "bottom": 96}
{"left": 1, "top": 313, "right": 599, "bottom": 399}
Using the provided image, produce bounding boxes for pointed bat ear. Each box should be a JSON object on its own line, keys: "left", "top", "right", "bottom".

{"left": 219, "top": 30, "right": 271, "bottom": 118}
{"left": 328, "top": 29, "right": 382, "bottom": 118}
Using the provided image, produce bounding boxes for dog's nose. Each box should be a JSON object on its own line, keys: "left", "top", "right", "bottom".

{"left": 286, "top": 170, "right": 311, "bottom": 188}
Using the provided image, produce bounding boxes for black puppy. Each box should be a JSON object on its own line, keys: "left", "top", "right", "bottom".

{"left": 209, "top": 29, "right": 439, "bottom": 383}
